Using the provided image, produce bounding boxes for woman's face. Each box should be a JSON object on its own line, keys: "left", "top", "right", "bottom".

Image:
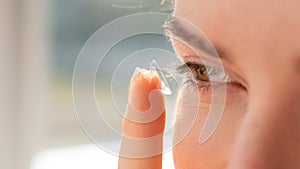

{"left": 172, "top": 0, "right": 300, "bottom": 168}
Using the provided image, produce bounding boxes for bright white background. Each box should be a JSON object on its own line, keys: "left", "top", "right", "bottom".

{"left": 31, "top": 144, "right": 174, "bottom": 169}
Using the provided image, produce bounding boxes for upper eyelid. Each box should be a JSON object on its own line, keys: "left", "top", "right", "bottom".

{"left": 182, "top": 54, "right": 224, "bottom": 70}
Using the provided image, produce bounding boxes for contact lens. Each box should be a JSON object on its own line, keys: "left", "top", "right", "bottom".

{"left": 149, "top": 60, "right": 172, "bottom": 95}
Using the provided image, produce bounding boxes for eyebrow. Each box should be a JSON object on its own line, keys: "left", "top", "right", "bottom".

{"left": 163, "top": 16, "right": 226, "bottom": 60}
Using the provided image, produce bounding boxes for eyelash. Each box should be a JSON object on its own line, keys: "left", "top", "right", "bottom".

{"left": 172, "top": 62, "right": 233, "bottom": 93}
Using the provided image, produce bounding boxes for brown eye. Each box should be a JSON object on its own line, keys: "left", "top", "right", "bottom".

{"left": 186, "top": 63, "right": 210, "bottom": 82}
{"left": 185, "top": 62, "right": 234, "bottom": 83}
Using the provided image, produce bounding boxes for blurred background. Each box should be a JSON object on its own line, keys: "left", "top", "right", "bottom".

{"left": 0, "top": 0, "right": 174, "bottom": 169}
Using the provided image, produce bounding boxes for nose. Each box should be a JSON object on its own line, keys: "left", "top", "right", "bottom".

{"left": 228, "top": 76, "right": 300, "bottom": 169}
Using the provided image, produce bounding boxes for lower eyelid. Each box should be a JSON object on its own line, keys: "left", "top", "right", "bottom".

{"left": 181, "top": 79, "right": 212, "bottom": 95}
{"left": 197, "top": 81, "right": 243, "bottom": 95}
{"left": 181, "top": 80, "right": 245, "bottom": 106}
{"left": 197, "top": 82, "right": 212, "bottom": 94}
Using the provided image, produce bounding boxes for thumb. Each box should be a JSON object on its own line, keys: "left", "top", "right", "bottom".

{"left": 118, "top": 68, "right": 166, "bottom": 169}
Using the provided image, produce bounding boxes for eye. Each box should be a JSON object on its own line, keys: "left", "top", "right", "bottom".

{"left": 186, "top": 62, "right": 210, "bottom": 82}
{"left": 185, "top": 62, "right": 233, "bottom": 83}
{"left": 173, "top": 62, "right": 235, "bottom": 93}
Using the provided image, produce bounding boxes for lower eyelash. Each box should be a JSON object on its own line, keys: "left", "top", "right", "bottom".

{"left": 181, "top": 78, "right": 212, "bottom": 94}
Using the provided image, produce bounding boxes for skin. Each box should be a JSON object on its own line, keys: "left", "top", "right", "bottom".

{"left": 119, "top": 0, "right": 300, "bottom": 168}
{"left": 119, "top": 70, "right": 165, "bottom": 169}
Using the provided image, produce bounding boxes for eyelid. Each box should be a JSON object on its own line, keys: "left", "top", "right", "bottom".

{"left": 182, "top": 54, "right": 224, "bottom": 70}
{"left": 180, "top": 54, "right": 249, "bottom": 89}
{"left": 182, "top": 54, "right": 232, "bottom": 80}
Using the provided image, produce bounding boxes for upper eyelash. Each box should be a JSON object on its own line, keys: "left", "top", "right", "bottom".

{"left": 169, "top": 62, "right": 232, "bottom": 81}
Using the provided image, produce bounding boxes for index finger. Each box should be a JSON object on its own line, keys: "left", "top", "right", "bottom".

{"left": 118, "top": 68, "right": 166, "bottom": 169}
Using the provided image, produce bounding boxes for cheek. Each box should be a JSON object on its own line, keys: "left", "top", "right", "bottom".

{"left": 173, "top": 90, "right": 247, "bottom": 169}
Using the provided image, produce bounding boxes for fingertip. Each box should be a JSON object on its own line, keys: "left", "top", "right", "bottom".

{"left": 119, "top": 68, "right": 166, "bottom": 168}
{"left": 129, "top": 69, "right": 162, "bottom": 112}
{"left": 123, "top": 68, "right": 166, "bottom": 138}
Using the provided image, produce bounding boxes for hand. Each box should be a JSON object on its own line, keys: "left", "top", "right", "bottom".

{"left": 118, "top": 69, "right": 166, "bottom": 169}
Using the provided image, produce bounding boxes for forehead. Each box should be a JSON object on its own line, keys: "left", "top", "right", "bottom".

{"left": 173, "top": 0, "right": 300, "bottom": 62}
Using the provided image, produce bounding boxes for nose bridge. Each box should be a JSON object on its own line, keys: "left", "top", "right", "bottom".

{"left": 228, "top": 77, "right": 300, "bottom": 169}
